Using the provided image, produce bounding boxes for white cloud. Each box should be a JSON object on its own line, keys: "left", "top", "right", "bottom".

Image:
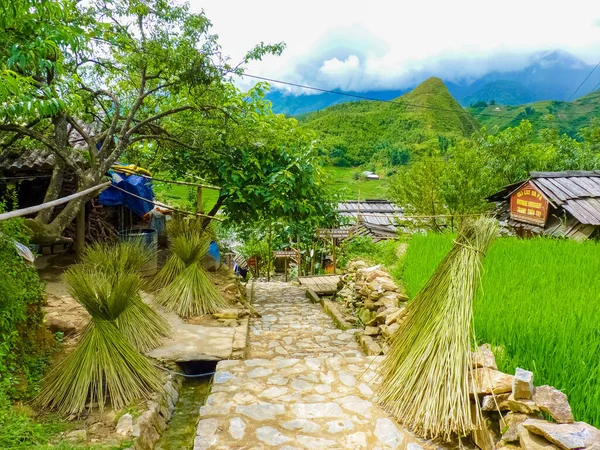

{"left": 189, "top": 0, "right": 600, "bottom": 93}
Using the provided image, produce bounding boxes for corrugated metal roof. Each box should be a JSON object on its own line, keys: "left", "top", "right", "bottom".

{"left": 338, "top": 200, "right": 404, "bottom": 237}
{"left": 0, "top": 149, "right": 58, "bottom": 171}
{"left": 491, "top": 171, "right": 600, "bottom": 226}
{"left": 0, "top": 148, "right": 86, "bottom": 172}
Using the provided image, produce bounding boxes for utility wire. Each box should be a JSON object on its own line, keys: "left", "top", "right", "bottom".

{"left": 568, "top": 60, "right": 600, "bottom": 101}
{"left": 241, "top": 72, "right": 529, "bottom": 121}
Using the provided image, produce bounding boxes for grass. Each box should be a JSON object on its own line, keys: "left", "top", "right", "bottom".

{"left": 151, "top": 178, "right": 219, "bottom": 212}
{"left": 0, "top": 406, "right": 131, "bottom": 450}
{"left": 403, "top": 234, "right": 600, "bottom": 427}
{"left": 323, "top": 166, "right": 390, "bottom": 200}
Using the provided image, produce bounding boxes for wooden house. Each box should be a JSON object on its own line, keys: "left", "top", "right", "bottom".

{"left": 488, "top": 171, "right": 600, "bottom": 240}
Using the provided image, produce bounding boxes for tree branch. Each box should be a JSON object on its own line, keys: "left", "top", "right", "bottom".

{"left": 66, "top": 115, "right": 96, "bottom": 166}
{"left": 126, "top": 106, "right": 194, "bottom": 138}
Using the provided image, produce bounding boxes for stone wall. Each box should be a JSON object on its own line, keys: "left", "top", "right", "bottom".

{"left": 469, "top": 345, "right": 599, "bottom": 450}
{"left": 334, "top": 260, "right": 409, "bottom": 355}
{"left": 118, "top": 372, "right": 183, "bottom": 450}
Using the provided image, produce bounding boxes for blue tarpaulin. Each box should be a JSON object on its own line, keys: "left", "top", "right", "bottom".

{"left": 99, "top": 174, "right": 155, "bottom": 217}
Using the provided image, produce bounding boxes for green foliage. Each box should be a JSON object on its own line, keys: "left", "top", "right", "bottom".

{"left": 0, "top": 216, "right": 48, "bottom": 402}
{"left": 467, "top": 89, "right": 600, "bottom": 138}
{"left": 300, "top": 77, "right": 478, "bottom": 166}
{"left": 324, "top": 166, "right": 389, "bottom": 200}
{"left": 403, "top": 234, "right": 600, "bottom": 426}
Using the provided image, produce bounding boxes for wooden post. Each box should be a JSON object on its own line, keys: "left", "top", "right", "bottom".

{"left": 267, "top": 224, "right": 272, "bottom": 282}
{"left": 75, "top": 202, "right": 85, "bottom": 259}
{"left": 284, "top": 256, "right": 288, "bottom": 282}
{"left": 310, "top": 243, "right": 315, "bottom": 275}
{"left": 332, "top": 236, "right": 336, "bottom": 274}
{"left": 196, "top": 186, "right": 203, "bottom": 214}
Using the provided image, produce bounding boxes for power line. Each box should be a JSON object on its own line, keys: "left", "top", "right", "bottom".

{"left": 568, "top": 60, "right": 600, "bottom": 101}
{"left": 241, "top": 72, "right": 526, "bottom": 121}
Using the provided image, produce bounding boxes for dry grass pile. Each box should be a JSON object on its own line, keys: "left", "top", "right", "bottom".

{"left": 377, "top": 217, "right": 497, "bottom": 441}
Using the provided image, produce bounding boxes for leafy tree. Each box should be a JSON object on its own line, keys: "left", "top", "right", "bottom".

{"left": 0, "top": 0, "right": 283, "bottom": 242}
{"left": 147, "top": 84, "right": 337, "bottom": 229}
{"left": 387, "top": 156, "right": 448, "bottom": 232}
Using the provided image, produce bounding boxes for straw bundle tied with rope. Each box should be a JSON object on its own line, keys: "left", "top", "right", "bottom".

{"left": 36, "top": 269, "right": 164, "bottom": 414}
{"left": 80, "top": 242, "right": 170, "bottom": 352}
{"left": 378, "top": 217, "right": 498, "bottom": 442}
{"left": 153, "top": 217, "right": 228, "bottom": 317}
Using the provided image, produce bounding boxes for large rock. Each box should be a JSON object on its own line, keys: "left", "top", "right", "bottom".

{"left": 501, "top": 413, "right": 530, "bottom": 443}
{"left": 506, "top": 394, "right": 540, "bottom": 414}
{"left": 375, "top": 307, "right": 400, "bottom": 325}
{"left": 347, "top": 260, "right": 369, "bottom": 272}
{"left": 519, "top": 427, "right": 562, "bottom": 450}
{"left": 523, "top": 419, "right": 600, "bottom": 450}
{"left": 471, "top": 414, "right": 500, "bottom": 450}
{"left": 365, "top": 269, "right": 391, "bottom": 283}
{"left": 481, "top": 393, "right": 511, "bottom": 412}
{"left": 116, "top": 413, "right": 134, "bottom": 436}
{"left": 369, "top": 276, "right": 398, "bottom": 293}
{"left": 533, "top": 386, "right": 574, "bottom": 424}
{"left": 364, "top": 326, "right": 380, "bottom": 336}
{"left": 513, "top": 368, "right": 534, "bottom": 400}
{"left": 470, "top": 368, "right": 515, "bottom": 395}
{"left": 472, "top": 344, "right": 497, "bottom": 370}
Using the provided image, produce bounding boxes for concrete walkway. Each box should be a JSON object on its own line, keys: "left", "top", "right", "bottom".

{"left": 194, "top": 282, "right": 430, "bottom": 450}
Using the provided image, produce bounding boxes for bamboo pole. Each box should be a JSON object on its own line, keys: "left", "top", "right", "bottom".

{"left": 0, "top": 182, "right": 111, "bottom": 222}
{"left": 75, "top": 203, "right": 85, "bottom": 259}
{"left": 196, "top": 186, "right": 203, "bottom": 214}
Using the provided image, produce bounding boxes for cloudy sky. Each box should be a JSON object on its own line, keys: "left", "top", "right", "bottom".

{"left": 190, "top": 0, "right": 600, "bottom": 93}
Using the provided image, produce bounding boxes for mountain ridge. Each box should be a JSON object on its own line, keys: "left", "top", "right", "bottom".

{"left": 299, "top": 77, "right": 476, "bottom": 166}
{"left": 268, "top": 50, "right": 600, "bottom": 116}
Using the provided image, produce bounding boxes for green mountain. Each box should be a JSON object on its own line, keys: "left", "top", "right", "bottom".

{"left": 467, "top": 89, "right": 600, "bottom": 138}
{"left": 299, "top": 77, "right": 478, "bottom": 166}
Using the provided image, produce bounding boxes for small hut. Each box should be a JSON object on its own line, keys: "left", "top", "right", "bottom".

{"left": 488, "top": 171, "right": 600, "bottom": 240}
{"left": 338, "top": 200, "right": 404, "bottom": 240}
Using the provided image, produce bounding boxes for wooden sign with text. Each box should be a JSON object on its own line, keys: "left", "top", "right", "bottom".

{"left": 510, "top": 181, "right": 549, "bottom": 226}
{"left": 316, "top": 228, "right": 352, "bottom": 239}
{"left": 273, "top": 250, "right": 297, "bottom": 258}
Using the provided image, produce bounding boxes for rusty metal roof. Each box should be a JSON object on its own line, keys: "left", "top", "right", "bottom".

{"left": 490, "top": 171, "right": 600, "bottom": 226}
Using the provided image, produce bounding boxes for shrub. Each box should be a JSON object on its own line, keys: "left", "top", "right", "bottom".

{"left": 0, "top": 217, "right": 48, "bottom": 401}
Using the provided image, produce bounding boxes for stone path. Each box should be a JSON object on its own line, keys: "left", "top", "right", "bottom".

{"left": 194, "top": 282, "right": 429, "bottom": 450}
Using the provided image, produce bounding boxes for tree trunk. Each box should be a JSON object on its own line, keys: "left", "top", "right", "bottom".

{"left": 35, "top": 114, "right": 69, "bottom": 223}
{"left": 36, "top": 159, "right": 65, "bottom": 223}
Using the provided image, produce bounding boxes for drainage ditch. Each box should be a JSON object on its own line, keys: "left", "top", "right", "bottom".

{"left": 154, "top": 360, "right": 218, "bottom": 450}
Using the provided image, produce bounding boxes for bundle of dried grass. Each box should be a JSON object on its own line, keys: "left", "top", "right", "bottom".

{"left": 36, "top": 268, "right": 163, "bottom": 414}
{"left": 377, "top": 217, "right": 497, "bottom": 441}
{"left": 154, "top": 218, "right": 227, "bottom": 317}
{"left": 81, "top": 242, "right": 170, "bottom": 352}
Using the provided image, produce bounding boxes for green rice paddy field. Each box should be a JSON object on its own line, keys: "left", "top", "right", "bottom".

{"left": 402, "top": 234, "right": 600, "bottom": 427}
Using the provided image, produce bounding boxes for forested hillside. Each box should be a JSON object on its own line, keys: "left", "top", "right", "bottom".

{"left": 299, "top": 77, "right": 477, "bottom": 166}
{"left": 468, "top": 90, "right": 600, "bottom": 138}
